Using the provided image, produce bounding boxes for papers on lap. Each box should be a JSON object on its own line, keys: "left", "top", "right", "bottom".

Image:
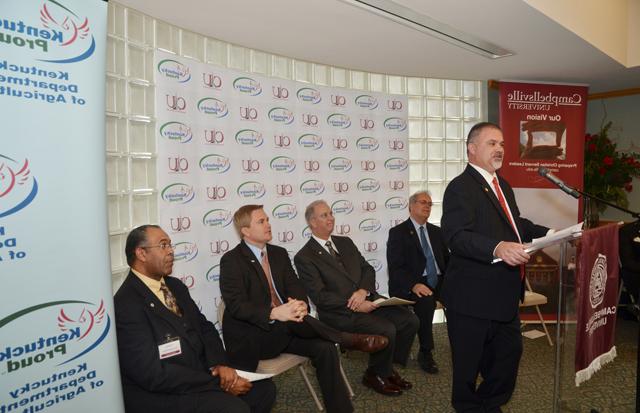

{"left": 373, "top": 297, "right": 415, "bottom": 307}
{"left": 236, "top": 370, "right": 275, "bottom": 382}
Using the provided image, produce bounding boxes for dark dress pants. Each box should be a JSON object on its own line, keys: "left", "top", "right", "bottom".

{"left": 245, "top": 317, "right": 353, "bottom": 413}
{"left": 446, "top": 310, "right": 522, "bottom": 413}
{"left": 333, "top": 306, "right": 419, "bottom": 378}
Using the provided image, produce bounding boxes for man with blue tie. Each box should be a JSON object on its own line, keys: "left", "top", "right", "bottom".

{"left": 387, "top": 191, "right": 449, "bottom": 374}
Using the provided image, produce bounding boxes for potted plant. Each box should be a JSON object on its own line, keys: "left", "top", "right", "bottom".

{"left": 583, "top": 122, "right": 640, "bottom": 227}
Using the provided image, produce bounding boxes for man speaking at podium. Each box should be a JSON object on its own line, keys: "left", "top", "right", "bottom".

{"left": 441, "top": 122, "right": 551, "bottom": 413}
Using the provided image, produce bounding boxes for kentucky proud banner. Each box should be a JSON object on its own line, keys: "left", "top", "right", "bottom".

{"left": 0, "top": 1, "right": 124, "bottom": 412}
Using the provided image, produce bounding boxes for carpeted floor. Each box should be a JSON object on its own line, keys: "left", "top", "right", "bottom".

{"left": 270, "top": 317, "right": 638, "bottom": 412}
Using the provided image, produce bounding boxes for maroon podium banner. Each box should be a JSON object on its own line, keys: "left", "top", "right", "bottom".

{"left": 575, "top": 223, "right": 619, "bottom": 386}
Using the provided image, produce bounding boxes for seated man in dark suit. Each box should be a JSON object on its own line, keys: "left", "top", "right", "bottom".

{"left": 114, "top": 225, "right": 276, "bottom": 413}
{"left": 220, "top": 205, "right": 388, "bottom": 413}
{"left": 295, "top": 200, "right": 420, "bottom": 397}
{"left": 387, "top": 190, "right": 449, "bottom": 374}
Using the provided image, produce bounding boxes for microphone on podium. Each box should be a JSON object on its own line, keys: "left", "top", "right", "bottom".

{"left": 538, "top": 167, "right": 580, "bottom": 198}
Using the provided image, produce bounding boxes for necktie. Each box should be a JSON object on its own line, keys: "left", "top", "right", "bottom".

{"left": 419, "top": 226, "right": 438, "bottom": 288}
{"left": 491, "top": 177, "right": 525, "bottom": 279}
{"left": 160, "top": 281, "right": 182, "bottom": 317}
{"left": 261, "top": 251, "right": 282, "bottom": 308}
{"left": 325, "top": 240, "right": 345, "bottom": 269}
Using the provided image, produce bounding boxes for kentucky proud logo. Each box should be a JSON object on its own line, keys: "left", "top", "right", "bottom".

{"left": 1, "top": 1, "right": 97, "bottom": 63}
{"left": 0, "top": 154, "right": 38, "bottom": 218}
{"left": 157, "top": 59, "right": 191, "bottom": 83}
{"left": 0, "top": 300, "right": 110, "bottom": 375}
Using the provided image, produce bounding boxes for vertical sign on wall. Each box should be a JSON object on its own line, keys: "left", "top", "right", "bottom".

{"left": 499, "top": 81, "right": 588, "bottom": 227}
{"left": 154, "top": 51, "right": 409, "bottom": 324}
{"left": 0, "top": 1, "right": 124, "bottom": 412}
{"left": 499, "top": 81, "right": 588, "bottom": 320}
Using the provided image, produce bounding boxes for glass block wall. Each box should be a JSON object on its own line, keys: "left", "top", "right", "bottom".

{"left": 105, "top": 2, "right": 486, "bottom": 289}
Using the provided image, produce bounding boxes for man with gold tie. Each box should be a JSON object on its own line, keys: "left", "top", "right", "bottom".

{"left": 114, "top": 225, "right": 276, "bottom": 413}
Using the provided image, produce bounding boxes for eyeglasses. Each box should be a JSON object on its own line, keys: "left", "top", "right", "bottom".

{"left": 415, "top": 200, "right": 433, "bottom": 207}
{"left": 140, "top": 242, "right": 175, "bottom": 251}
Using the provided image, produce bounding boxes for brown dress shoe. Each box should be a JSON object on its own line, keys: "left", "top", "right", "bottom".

{"left": 342, "top": 333, "right": 388, "bottom": 353}
{"left": 388, "top": 370, "right": 412, "bottom": 390}
{"left": 362, "top": 370, "right": 402, "bottom": 396}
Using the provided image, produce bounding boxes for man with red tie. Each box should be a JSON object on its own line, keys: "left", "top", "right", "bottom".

{"left": 441, "top": 122, "right": 551, "bottom": 413}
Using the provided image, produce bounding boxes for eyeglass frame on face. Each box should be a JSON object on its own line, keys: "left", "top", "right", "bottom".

{"left": 414, "top": 200, "right": 433, "bottom": 207}
{"left": 140, "top": 242, "right": 175, "bottom": 251}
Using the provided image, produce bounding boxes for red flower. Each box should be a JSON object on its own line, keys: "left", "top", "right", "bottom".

{"left": 603, "top": 156, "right": 614, "bottom": 166}
{"left": 588, "top": 143, "right": 597, "bottom": 152}
{"left": 585, "top": 134, "right": 593, "bottom": 142}
{"left": 598, "top": 167, "right": 606, "bottom": 175}
{"left": 625, "top": 182, "right": 633, "bottom": 192}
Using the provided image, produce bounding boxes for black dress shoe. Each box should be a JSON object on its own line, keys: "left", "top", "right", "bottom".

{"left": 342, "top": 333, "right": 388, "bottom": 353}
{"left": 388, "top": 370, "right": 412, "bottom": 390}
{"left": 418, "top": 351, "right": 439, "bottom": 374}
{"left": 362, "top": 371, "right": 402, "bottom": 396}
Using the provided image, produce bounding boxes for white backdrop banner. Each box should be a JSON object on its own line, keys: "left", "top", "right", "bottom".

{"left": 0, "top": 1, "right": 124, "bottom": 412}
{"left": 155, "top": 50, "right": 409, "bottom": 323}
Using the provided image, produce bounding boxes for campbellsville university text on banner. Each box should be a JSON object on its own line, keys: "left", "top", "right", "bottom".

{"left": 0, "top": 1, "right": 124, "bottom": 412}
{"left": 575, "top": 224, "right": 619, "bottom": 386}
{"left": 499, "top": 81, "right": 588, "bottom": 320}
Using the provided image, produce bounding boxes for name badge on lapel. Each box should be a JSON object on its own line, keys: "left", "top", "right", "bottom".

{"left": 158, "top": 335, "right": 182, "bottom": 359}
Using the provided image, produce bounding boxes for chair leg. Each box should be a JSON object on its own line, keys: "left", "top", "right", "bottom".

{"left": 339, "top": 358, "right": 355, "bottom": 398}
{"left": 298, "top": 364, "right": 324, "bottom": 411}
{"left": 534, "top": 304, "right": 553, "bottom": 346}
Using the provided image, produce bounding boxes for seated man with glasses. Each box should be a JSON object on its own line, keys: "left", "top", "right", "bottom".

{"left": 114, "top": 224, "right": 275, "bottom": 413}
{"left": 387, "top": 191, "right": 449, "bottom": 374}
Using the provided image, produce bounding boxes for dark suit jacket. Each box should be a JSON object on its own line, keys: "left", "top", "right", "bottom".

{"left": 441, "top": 165, "right": 549, "bottom": 321}
{"left": 294, "top": 236, "right": 382, "bottom": 327}
{"left": 387, "top": 218, "right": 449, "bottom": 299}
{"left": 114, "top": 272, "right": 228, "bottom": 413}
{"left": 220, "top": 241, "right": 308, "bottom": 370}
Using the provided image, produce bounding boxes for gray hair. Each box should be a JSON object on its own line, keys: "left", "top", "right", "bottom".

{"left": 409, "top": 190, "right": 431, "bottom": 204}
{"left": 304, "top": 200, "right": 328, "bottom": 223}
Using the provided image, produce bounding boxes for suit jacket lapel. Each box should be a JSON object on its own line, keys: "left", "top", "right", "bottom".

{"left": 465, "top": 165, "right": 516, "bottom": 234}
{"left": 405, "top": 218, "right": 424, "bottom": 257}
{"left": 239, "top": 241, "right": 274, "bottom": 299}
{"left": 127, "top": 273, "right": 195, "bottom": 348}
{"left": 329, "top": 236, "right": 364, "bottom": 285}
{"left": 307, "top": 237, "right": 354, "bottom": 281}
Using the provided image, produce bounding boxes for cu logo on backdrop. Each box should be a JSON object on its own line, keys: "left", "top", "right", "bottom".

{"left": 166, "top": 94, "right": 186, "bottom": 112}
{"left": 210, "top": 240, "right": 230, "bottom": 255}
{"left": 275, "top": 183, "right": 293, "bottom": 197}
{"left": 274, "top": 135, "right": 291, "bottom": 148}
{"left": 202, "top": 73, "right": 223, "bottom": 89}
{"left": 168, "top": 157, "right": 189, "bottom": 173}
{"left": 204, "top": 129, "right": 225, "bottom": 145}
{"left": 206, "top": 186, "right": 228, "bottom": 201}
{"left": 169, "top": 216, "right": 192, "bottom": 233}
